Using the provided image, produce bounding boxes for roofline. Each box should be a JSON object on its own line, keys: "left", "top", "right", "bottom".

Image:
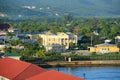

{"left": 13, "top": 64, "right": 33, "bottom": 80}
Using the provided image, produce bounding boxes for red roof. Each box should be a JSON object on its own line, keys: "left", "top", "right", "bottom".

{"left": 0, "top": 58, "right": 47, "bottom": 80}
{"left": 73, "top": 28, "right": 80, "bottom": 31}
{"left": 0, "top": 58, "right": 84, "bottom": 80}
{"left": 14, "top": 64, "right": 47, "bottom": 80}
{"left": 27, "top": 70, "right": 84, "bottom": 80}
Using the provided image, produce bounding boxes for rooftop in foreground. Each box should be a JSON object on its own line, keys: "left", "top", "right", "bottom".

{"left": 0, "top": 57, "right": 84, "bottom": 80}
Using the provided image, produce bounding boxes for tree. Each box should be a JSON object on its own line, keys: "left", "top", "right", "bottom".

{"left": 3, "top": 46, "right": 12, "bottom": 53}
{"left": 69, "top": 42, "right": 76, "bottom": 50}
{"left": 35, "top": 49, "right": 46, "bottom": 57}
{"left": 63, "top": 14, "right": 73, "bottom": 22}
{"left": 92, "top": 34, "right": 102, "bottom": 45}
{"left": 9, "top": 39, "right": 22, "bottom": 46}
{"left": 35, "top": 46, "right": 46, "bottom": 57}
{"left": 7, "top": 32, "right": 15, "bottom": 38}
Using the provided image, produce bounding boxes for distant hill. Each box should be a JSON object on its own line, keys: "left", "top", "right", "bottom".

{"left": 0, "top": 0, "right": 48, "bottom": 19}
{"left": 0, "top": 0, "right": 120, "bottom": 19}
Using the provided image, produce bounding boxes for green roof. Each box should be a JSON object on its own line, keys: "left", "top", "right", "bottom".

{"left": 4, "top": 53, "right": 20, "bottom": 57}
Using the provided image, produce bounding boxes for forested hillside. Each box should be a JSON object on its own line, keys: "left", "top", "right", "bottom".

{"left": 0, "top": 0, "right": 120, "bottom": 18}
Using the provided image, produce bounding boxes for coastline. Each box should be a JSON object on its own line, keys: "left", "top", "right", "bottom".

{"left": 35, "top": 60, "right": 120, "bottom": 68}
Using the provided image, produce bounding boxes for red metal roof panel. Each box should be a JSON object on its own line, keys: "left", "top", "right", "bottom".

{"left": 0, "top": 57, "right": 30, "bottom": 79}
{"left": 0, "top": 58, "right": 47, "bottom": 80}
{"left": 14, "top": 64, "right": 47, "bottom": 80}
{"left": 27, "top": 70, "right": 84, "bottom": 80}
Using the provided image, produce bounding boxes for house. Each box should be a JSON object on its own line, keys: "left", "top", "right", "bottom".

{"left": 105, "top": 39, "right": 112, "bottom": 43}
{"left": 0, "top": 23, "right": 14, "bottom": 37}
{"left": 38, "top": 32, "right": 77, "bottom": 50}
{"left": 115, "top": 36, "right": 120, "bottom": 42}
{"left": 88, "top": 43, "right": 120, "bottom": 53}
{"left": 0, "top": 23, "right": 14, "bottom": 32}
{"left": 0, "top": 44, "right": 5, "bottom": 52}
{"left": 27, "top": 70, "right": 84, "bottom": 80}
{"left": 3, "top": 53, "right": 20, "bottom": 60}
{"left": 0, "top": 58, "right": 47, "bottom": 80}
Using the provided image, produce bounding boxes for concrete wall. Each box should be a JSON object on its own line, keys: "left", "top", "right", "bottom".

{"left": 45, "top": 60, "right": 120, "bottom": 67}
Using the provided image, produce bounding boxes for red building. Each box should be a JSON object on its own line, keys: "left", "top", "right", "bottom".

{"left": 0, "top": 58, "right": 47, "bottom": 80}
{"left": 0, "top": 58, "right": 84, "bottom": 80}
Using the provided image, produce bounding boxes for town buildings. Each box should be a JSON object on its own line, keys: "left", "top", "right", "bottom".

{"left": 0, "top": 23, "right": 78, "bottom": 53}
{"left": 38, "top": 32, "right": 77, "bottom": 52}
{"left": 88, "top": 43, "right": 120, "bottom": 53}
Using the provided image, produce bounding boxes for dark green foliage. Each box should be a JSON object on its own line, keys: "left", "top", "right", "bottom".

{"left": 2, "top": 17, "right": 120, "bottom": 50}
{"left": 21, "top": 42, "right": 42, "bottom": 56}
{"left": 9, "top": 40, "right": 22, "bottom": 46}
{"left": 21, "top": 52, "right": 120, "bottom": 62}
{"left": 3, "top": 17, "right": 120, "bottom": 40}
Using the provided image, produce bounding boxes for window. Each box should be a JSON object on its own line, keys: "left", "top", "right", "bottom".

{"left": 53, "top": 38, "right": 55, "bottom": 41}
{"left": 61, "top": 38, "right": 64, "bottom": 42}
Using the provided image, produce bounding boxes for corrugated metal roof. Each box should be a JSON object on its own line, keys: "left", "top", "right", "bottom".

{"left": 0, "top": 58, "right": 84, "bottom": 80}
{"left": 27, "top": 70, "right": 84, "bottom": 80}
{"left": 0, "top": 58, "right": 47, "bottom": 80}
{"left": 14, "top": 64, "right": 47, "bottom": 80}
{"left": 0, "top": 58, "right": 30, "bottom": 79}
{"left": 4, "top": 53, "right": 20, "bottom": 57}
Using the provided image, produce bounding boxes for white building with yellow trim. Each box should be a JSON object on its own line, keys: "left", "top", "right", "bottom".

{"left": 38, "top": 32, "right": 77, "bottom": 51}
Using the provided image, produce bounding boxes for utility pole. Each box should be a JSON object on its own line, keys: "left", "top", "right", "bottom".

{"left": 83, "top": 73, "right": 86, "bottom": 80}
{"left": 91, "top": 36, "right": 93, "bottom": 47}
{"left": 57, "top": 61, "right": 60, "bottom": 71}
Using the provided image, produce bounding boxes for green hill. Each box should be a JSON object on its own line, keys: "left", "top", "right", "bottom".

{"left": 0, "top": 0, "right": 120, "bottom": 18}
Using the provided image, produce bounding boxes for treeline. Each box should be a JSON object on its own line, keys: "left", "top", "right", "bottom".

{"left": 21, "top": 52, "right": 120, "bottom": 62}
{"left": 1, "top": 17, "right": 120, "bottom": 39}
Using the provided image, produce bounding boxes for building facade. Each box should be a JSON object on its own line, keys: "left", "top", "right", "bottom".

{"left": 115, "top": 36, "right": 120, "bottom": 42}
{"left": 46, "top": 44, "right": 65, "bottom": 53}
{"left": 88, "top": 43, "right": 120, "bottom": 53}
{"left": 39, "top": 32, "right": 77, "bottom": 51}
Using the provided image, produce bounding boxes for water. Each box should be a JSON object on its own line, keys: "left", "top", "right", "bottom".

{"left": 46, "top": 67, "right": 120, "bottom": 80}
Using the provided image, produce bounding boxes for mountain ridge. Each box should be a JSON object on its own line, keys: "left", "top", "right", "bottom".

{"left": 0, "top": 0, "right": 120, "bottom": 18}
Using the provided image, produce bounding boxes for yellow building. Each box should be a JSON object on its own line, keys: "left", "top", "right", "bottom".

{"left": 88, "top": 43, "right": 120, "bottom": 53}
{"left": 39, "top": 32, "right": 77, "bottom": 51}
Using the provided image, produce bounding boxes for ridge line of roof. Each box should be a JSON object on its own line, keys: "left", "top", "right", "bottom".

{"left": 12, "top": 63, "right": 32, "bottom": 80}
